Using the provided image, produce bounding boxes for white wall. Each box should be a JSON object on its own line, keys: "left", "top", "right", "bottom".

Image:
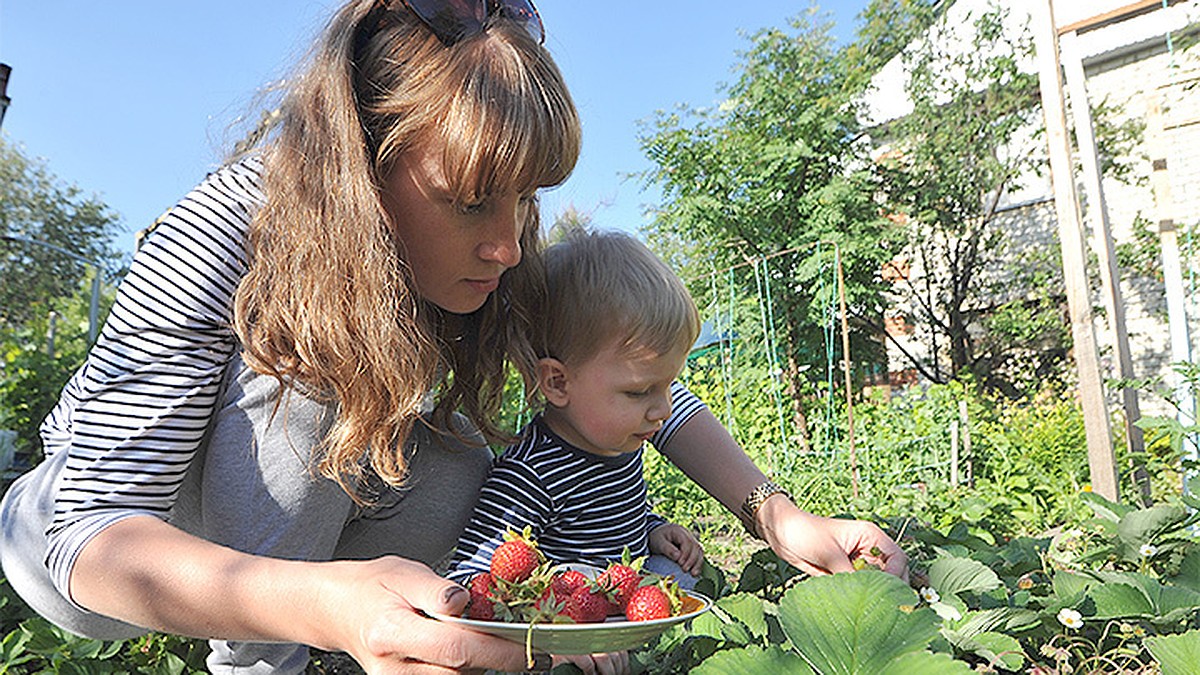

{"left": 862, "top": 0, "right": 1200, "bottom": 413}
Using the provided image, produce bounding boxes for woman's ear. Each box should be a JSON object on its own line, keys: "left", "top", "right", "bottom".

{"left": 537, "top": 357, "right": 570, "bottom": 407}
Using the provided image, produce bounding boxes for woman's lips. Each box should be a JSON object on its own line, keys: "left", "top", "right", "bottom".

{"left": 465, "top": 277, "right": 501, "bottom": 294}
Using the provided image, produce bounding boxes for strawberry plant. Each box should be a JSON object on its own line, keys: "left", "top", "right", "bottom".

{"left": 619, "top": 480, "right": 1200, "bottom": 675}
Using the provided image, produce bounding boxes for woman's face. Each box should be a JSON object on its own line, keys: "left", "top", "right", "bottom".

{"left": 382, "top": 145, "right": 530, "bottom": 314}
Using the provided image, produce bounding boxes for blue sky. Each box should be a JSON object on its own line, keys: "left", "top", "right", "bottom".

{"left": 0, "top": 1, "right": 867, "bottom": 255}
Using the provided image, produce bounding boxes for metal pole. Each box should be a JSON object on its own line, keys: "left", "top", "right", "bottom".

{"left": 88, "top": 270, "right": 101, "bottom": 344}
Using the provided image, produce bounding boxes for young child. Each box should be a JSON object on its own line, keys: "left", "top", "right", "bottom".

{"left": 446, "top": 228, "right": 705, "bottom": 588}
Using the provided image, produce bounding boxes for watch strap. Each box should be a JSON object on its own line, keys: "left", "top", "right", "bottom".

{"left": 740, "top": 480, "right": 791, "bottom": 539}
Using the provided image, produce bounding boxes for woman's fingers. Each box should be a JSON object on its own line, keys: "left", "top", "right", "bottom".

{"left": 332, "top": 557, "right": 549, "bottom": 673}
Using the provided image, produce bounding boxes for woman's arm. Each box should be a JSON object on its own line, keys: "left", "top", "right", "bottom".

{"left": 658, "top": 406, "right": 908, "bottom": 579}
{"left": 71, "top": 516, "right": 548, "bottom": 672}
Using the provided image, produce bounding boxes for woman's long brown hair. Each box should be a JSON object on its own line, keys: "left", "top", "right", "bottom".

{"left": 232, "top": 0, "right": 580, "bottom": 501}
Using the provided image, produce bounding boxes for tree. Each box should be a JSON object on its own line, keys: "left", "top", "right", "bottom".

{"left": 872, "top": 5, "right": 1059, "bottom": 396}
{"left": 637, "top": 2, "right": 940, "bottom": 446}
{"left": 0, "top": 139, "right": 124, "bottom": 459}
{"left": 0, "top": 139, "right": 123, "bottom": 329}
{"left": 546, "top": 202, "right": 594, "bottom": 244}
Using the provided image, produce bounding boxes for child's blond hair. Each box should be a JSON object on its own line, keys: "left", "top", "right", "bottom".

{"left": 542, "top": 229, "right": 700, "bottom": 366}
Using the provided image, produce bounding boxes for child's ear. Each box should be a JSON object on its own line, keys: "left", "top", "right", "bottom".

{"left": 537, "top": 357, "right": 570, "bottom": 407}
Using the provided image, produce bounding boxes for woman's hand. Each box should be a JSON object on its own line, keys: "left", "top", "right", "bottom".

{"left": 315, "top": 556, "right": 551, "bottom": 674}
{"left": 648, "top": 523, "right": 704, "bottom": 577}
{"left": 653, "top": 408, "right": 908, "bottom": 583}
{"left": 329, "top": 557, "right": 631, "bottom": 673}
{"left": 71, "top": 518, "right": 547, "bottom": 673}
{"left": 756, "top": 495, "right": 908, "bottom": 581}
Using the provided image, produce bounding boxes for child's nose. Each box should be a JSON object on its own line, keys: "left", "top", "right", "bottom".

{"left": 648, "top": 393, "right": 672, "bottom": 422}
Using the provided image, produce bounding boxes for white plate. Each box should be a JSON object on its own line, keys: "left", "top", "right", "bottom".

{"left": 431, "top": 589, "right": 711, "bottom": 654}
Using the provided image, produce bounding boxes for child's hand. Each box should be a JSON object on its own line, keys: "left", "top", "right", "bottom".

{"left": 648, "top": 523, "right": 704, "bottom": 577}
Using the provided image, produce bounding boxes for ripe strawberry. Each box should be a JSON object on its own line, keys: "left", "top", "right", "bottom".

{"left": 598, "top": 563, "right": 643, "bottom": 614}
{"left": 542, "top": 569, "right": 588, "bottom": 605}
{"left": 624, "top": 584, "right": 674, "bottom": 622}
{"left": 560, "top": 569, "right": 590, "bottom": 594}
{"left": 489, "top": 528, "right": 543, "bottom": 584}
{"left": 466, "top": 572, "right": 497, "bottom": 620}
{"left": 563, "top": 586, "right": 610, "bottom": 623}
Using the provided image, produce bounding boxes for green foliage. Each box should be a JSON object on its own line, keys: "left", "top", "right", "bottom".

{"left": 0, "top": 139, "right": 124, "bottom": 331}
{"left": 639, "top": 4, "right": 901, "bottom": 424}
{"left": 627, "top": 482, "right": 1200, "bottom": 674}
{"left": 0, "top": 578, "right": 207, "bottom": 674}
{"left": 875, "top": 3, "right": 1060, "bottom": 393}
{"left": 835, "top": 381, "right": 1100, "bottom": 539}
{"left": 843, "top": 0, "right": 944, "bottom": 84}
{"left": 0, "top": 280, "right": 109, "bottom": 462}
{"left": 1, "top": 139, "right": 123, "bottom": 463}
{"left": 1145, "top": 630, "right": 1200, "bottom": 675}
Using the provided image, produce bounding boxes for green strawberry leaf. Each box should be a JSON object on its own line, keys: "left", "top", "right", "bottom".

{"left": 1145, "top": 629, "right": 1200, "bottom": 675}
{"left": 777, "top": 570, "right": 941, "bottom": 674}
{"left": 927, "top": 557, "right": 1002, "bottom": 597}
{"left": 691, "top": 645, "right": 815, "bottom": 674}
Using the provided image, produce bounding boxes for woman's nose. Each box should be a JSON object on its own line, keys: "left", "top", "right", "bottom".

{"left": 478, "top": 205, "right": 523, "bottom": 268}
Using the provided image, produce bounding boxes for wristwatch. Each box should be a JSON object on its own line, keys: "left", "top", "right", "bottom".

{"left": 740, "top": 480, "right": 792, "bottom": 539}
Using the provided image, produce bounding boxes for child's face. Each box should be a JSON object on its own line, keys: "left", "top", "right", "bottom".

{"left": 539, "top": 337, "right": 690, "bottom": 457}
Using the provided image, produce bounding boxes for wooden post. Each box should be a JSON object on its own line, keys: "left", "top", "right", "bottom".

{"left": 1033, "top": 0, "right": 1119, "bottom": 501}
{"left": 949, "top": 418, "right": 960, "bottom": 487}
{"left": 959, "top": 399, "right": 973, "bottom": 487}
{"left": 1146, "top": 97, "right": 1198, "bottom": 490}
{"left": 836, "top": 245, "right": 859, "bottom": 499}
{"left": 1060, "top": 31, "right": 1149, "bottom": 504}
{"left": 45, "top": 311, "right": 58, "bottom": 357}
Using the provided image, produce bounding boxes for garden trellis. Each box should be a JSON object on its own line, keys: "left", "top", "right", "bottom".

{"left": 677, "top": 241, "right": 997, "bottom": 505}
{"left": 682, "top": 241, "right": 865, "bottom": 496}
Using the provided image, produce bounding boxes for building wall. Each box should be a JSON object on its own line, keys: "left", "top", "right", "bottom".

{"left": 866, "top": 0, "right": 1200, "bottom": 416}
{"left": 1082, "top": 32, "right": 1200, "bottom": 414}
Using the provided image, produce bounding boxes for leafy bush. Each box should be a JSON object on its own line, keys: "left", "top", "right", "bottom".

{"left": 0, "top": 276, "right": 110, "bottom": 464}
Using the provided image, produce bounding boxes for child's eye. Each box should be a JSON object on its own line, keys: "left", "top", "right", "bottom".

{"left": 626, "top": 390, "right": 650, "bottom": 398}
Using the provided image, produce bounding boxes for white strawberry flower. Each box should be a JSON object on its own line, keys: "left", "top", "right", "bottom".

{"left": 1057, "top": 607, "right": 1083, "bottom": 629}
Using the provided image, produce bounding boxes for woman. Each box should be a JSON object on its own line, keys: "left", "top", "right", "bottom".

{"left": 0, "top": 1, "right": 906, "bottom": 673}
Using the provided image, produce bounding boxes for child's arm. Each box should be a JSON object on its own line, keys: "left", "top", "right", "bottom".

{"left": 648, "top": 522, "right": 704, "bottom": 577}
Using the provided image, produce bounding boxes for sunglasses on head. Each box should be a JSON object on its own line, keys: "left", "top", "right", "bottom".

{"left": 400, "top": 0, "right": 544, "bottom": 46}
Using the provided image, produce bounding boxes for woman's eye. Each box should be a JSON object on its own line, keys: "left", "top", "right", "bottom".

{"left": 455, "top": 201, "right": 486, "bottom": 215}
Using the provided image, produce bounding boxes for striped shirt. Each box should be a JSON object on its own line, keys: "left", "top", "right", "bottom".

{"left": 40, "top": 158, "right": 261, "bottom": 597}
{"left": 37, "top": 157, "right": 709, "bottom": 601}
{"left": 446, "top": 393, "right": 703, "bottom": 583}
